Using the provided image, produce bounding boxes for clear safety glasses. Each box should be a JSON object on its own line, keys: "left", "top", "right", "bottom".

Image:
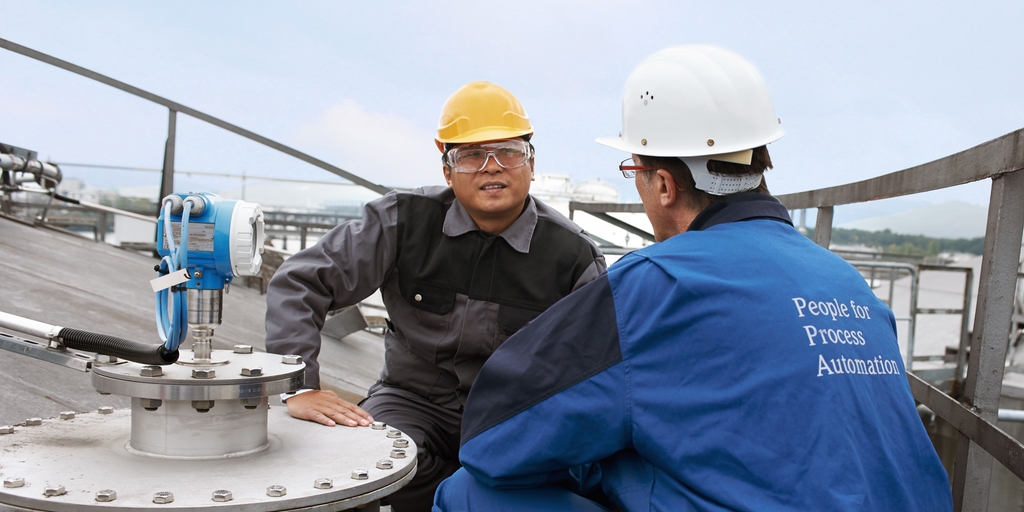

{"left": 619, "top": 157, "right": 655, "bottom": 178}
{"left": 445, "top": 140, "right": 533, "bottom": 173}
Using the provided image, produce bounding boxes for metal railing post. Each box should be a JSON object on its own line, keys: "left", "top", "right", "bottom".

{"left": 954, "top": 169, "right": 1024, "bottom": 512}
{"left": 814, "top": 206, "right": 833, "bottom": 248}
{"left": 158, "top": 109, "right": 177, "bottom": 211}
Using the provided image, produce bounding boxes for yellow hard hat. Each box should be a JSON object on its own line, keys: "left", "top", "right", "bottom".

{"left": 435, "top": 81, "right": 533, "bottom": 152}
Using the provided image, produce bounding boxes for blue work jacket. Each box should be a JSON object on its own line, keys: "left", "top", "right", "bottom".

{"left": 458, "top": 193, "right": 953, "bottom": 511}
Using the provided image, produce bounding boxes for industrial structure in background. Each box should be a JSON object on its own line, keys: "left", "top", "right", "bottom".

{"left": 2, "top": 37, "right": 1024, "bottom": 511}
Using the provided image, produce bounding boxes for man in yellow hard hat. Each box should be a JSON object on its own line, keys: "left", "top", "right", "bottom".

{"left": 265, "top": 81, "right": 606, "bottom": 511}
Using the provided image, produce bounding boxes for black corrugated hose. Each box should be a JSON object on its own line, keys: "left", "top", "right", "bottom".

{"left": 60, "top": 328, "right": 179, "bottom": 365}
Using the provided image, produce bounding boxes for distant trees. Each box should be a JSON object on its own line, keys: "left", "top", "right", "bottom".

{"left": 805, "top": 228, "right": 985, "bottom": 256}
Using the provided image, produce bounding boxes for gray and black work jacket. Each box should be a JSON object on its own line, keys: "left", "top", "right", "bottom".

{"left": 265, "top": 186, "right": 606, "bottom": 410}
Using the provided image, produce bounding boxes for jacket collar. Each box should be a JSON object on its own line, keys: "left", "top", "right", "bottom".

{"left": 688, "top": 192, "right": 793, "bottom": 232}
{"left": 443, "top": 195, "right": 537, "bottom": 253}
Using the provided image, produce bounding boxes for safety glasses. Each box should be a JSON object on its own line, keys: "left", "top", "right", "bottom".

{"left": 445, "top": 140, "right": 533, "bottom": 173}
{"left": 619, "top": 157, "right": 655, "bottom": 178}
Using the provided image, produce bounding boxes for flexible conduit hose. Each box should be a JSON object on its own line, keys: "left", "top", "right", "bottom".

{"left": 155, "top": 198, "right": 191, "bottom": 351}
{"left": 60, "top": 328, "right": 179, "bottom": 365}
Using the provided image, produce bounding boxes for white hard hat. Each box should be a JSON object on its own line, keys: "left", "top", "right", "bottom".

{"left": 597, "top": 45, "right": 784, "bottom": 160}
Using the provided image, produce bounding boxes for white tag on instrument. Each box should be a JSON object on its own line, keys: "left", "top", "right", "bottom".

{"left": 150, "top": 269, "right": 191, "bottom": 293}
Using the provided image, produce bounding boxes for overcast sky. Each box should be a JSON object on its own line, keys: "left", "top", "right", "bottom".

{"left": 2, "top": 1, "right": 1022, "bottom": 220}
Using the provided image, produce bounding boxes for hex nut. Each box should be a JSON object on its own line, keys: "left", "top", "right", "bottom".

{"left": 391, "top": 449, "right": 407, "bottom": 459}
{"left": 266, "top": 484, "right": 287, "bottom": 497}
{"left": 233, "top": 344, "right": 253, "bottom": 354}
{"left": 371, "top": 421, "right": 387, "bottom": 430}
{"left": 241, "top": 367, "right": 263, "bottom": 377}
{"left": 192, "top": 400, "right": 215, "bottom": 413}
{"left": 98, "top": 406, "right": 114, "bottom": 414}
{"left": 140, "top": 365, "right": 163, "bottom": 377}
{"left": 192, "top": 368, "right": 216, "bottom": 379}
{"left": 3, "top": 477, "right": 24, "bottom": 488}
{"left": 153, "top": 491, "right": 174, "bottom": 504}
{"left": 393, "top": 439, "right": 409, "bottom": 448}
{"left": 241, "top": 398, "right": 261, "bottom": 410}
{"left": 376, "top": 459, "right": 394, "bottom": 470}
{"left": 387, "top": 429, "right": 402, "bottom": 438}
{"left": 282, "top": 354, "right": 302, "bottom": 365}
{"left": 351, "top": 469, "right": 369, "bottom": 480}
{"left": 95, "top": 489, "right": 117, "bottom": 502}
{"left": 94, "top": 354, "right": 118, "bottom": 364}
{"left": 59, "top": 411, "right": 76, "bottom": 420}
{"left": 140, "top": 398, "right": 163, "bottom": 411}
{"left": 0, "top": 425, "right": 15, "bottom": 435}
{"left": 25, "top": 418, "right": 42, "bottom": 426}
{"left": 44, "top": 484, "right": 66, "bottom": 496}
{"left": 313, "top": 478, "right": 333, "bottom": 489}
{"left": 212, "top": 489, "right": 233, "bottom": 502}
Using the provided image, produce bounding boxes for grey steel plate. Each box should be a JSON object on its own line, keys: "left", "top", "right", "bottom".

{"left": 0, "top": 407, "right": 416, "bottom": 511}
{"left": 91, "top": 350, "right": 304, "bottom": 400}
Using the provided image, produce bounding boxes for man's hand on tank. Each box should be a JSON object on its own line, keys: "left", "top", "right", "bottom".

{"left": 286, "top": 389, "right": 374, "bottom": 427}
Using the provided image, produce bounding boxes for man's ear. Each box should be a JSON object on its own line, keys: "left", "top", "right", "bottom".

{"left": 443, "top": 166, "right": 453, "bottom": 187}
{"left": 655, "top": 169, "right": 679, "bottom": 208}
{"left": 529, "top": 157, "right": 535, "bottom": 181}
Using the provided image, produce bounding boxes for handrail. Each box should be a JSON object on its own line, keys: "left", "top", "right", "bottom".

{"left": 0, "top": 37, "right": 392, "bottom": 197}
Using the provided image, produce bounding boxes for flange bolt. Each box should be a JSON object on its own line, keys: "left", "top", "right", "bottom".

{"left": 267, "top": 484, "right": 287, "bottom": 497}
{"left": 95, "top": 489, "right": 117, "bottom": 502}
{"left": 153, "top": 491, "right": 174, "bottom": 504}
{"left": 141, "top": 365, "right": 163, "bottom": 377}
{"left": 212, "top": 490, "right": 233, "bottom": 502}
{"left": 43, "top": 484, "right": 66, "bottom": 497}
{"left": 314, "top": 478, "right": 333, "bottom": 489}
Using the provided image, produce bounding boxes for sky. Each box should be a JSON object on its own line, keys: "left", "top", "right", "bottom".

{"left": 2, "top": 1, "right": 1022, "bottom": 224}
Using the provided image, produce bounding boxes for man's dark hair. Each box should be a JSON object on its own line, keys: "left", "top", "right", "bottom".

{"left": 637, "top": 145, "right": 773, "bottom": 212}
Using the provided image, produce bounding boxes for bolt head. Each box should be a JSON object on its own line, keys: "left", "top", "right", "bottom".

{"left": 282, "top": 354, "right": 302, "bottom": 365}
{"left": 43, "top": 484, "right": 66, "bottom": 496}
{"left": 140, "top": 365, "right": 163, "bottom": 377}
{"left": 3, "top": 477, "right": 25, "bottom": 488}
{"left": 313, "top": 477, "right": 333, "bottom": 489}
{"left": 393, "top": 439, "right": 409, "bottom": 448}
{"left": 233, "top": 344, "right": 253, "bottom": 354}
{"left": 387, "top": 429, "right": 402, "bottom": 438}
{"left": 94, "top": 354, "right": 118, "bottom": 364}
{"left": 98, "top": 406, "right": 114, "bottom": 414}
{"left": 241, "top": 367, "right": 263, "bottom": 377}
{"left": 376, "top": 459, "right": 393, "bottom": 470}
{"left": 59, "top": 411, "right": 75, "bottom": 420}
{"left": 351, "top": 469, "right": 369, "bottom": 480}
{"left": 0, "top": 425, "right": 15, "bottom": 435}
{"left": 140, "top": 398, "right": 163, "bottom": 411}
{"left": 25, "top": 418, "right": 42, "bottom": 426}
{"left": 371, "top": 421, "right": 386, "bottom": 430}
{"left": 266, "top": 484, "right": 287, "bottom": 497}
{"left": 153, "top": 491, "right": 174, "bottom": 504}
{"left": 95, "top": 489, "right": 117, "bottom": 502}
{"left": 192, "top": 368, "right": 216, "bottom": 379}
{"left": 391, "top": 449, "right": 407, "bottom": 459}
{"left": 191, "top": 400, "right": 215, "bottom": 413}
{"left": 211, "top": 489, "right": 233, "bottom": 502}
{"left": 241, "top": 398, "right": 261, "bottom": 409}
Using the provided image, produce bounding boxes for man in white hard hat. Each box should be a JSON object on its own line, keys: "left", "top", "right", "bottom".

{"left": 266, "top": 81, "right": 605, "bottom": 511}
{"left": 433, "top": 46, "right": 953, "bottom": 511}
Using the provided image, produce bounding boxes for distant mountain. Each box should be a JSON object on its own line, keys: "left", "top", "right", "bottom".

{"left": 838, "top": 201, "right": 987, "bottom": 239}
